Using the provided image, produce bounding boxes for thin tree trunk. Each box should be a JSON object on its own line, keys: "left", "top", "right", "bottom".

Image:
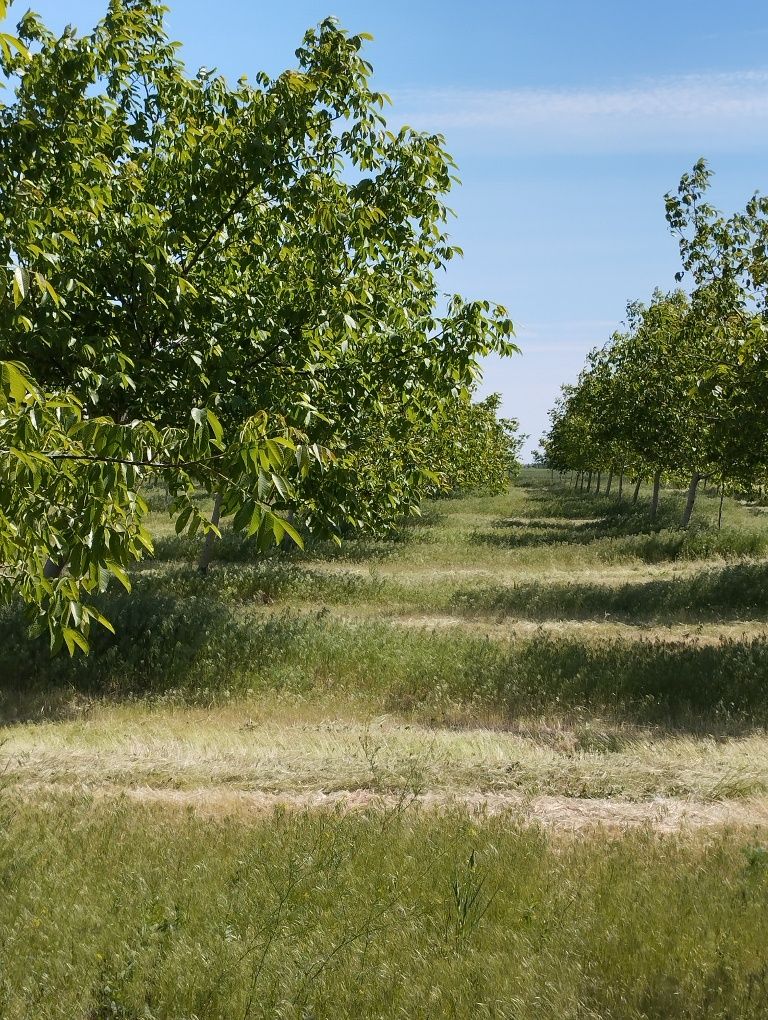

{"left": 632, "top": 477, "right": 642, "bottom": 505}
{"left": 718, "top": 483, "right": 725, "bottom": 530}
{"left": 681, "top": 472, "right": 702, "bottom": 528}
{"left": 197, "top": 491, "right": 223, "bottom": 575}
{"left": 618, "top": 470, "right": 624, "bottom": 499}
{"left": 586, "top": 471, "right": 592, "bottom": 492}
{"left": 649, "top": 468, "right": 662, "bottom": 523}
{"left": 595, "top": 471, "right": 602, "bottom": 494}
{"left": 605, "top": 469, "right": 613, "bottom": 496}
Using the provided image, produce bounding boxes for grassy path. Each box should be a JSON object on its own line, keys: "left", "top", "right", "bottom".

{"left": 4, "top": 472, "right": 768, "bottom": 819}
{"left": 11, "top": 783, "right": 768, "bottom": 832}
{"left": 3, "top": 703, "right": 768, "bottom": 804}
{"left": 7, "top": 472, "right": 768, "bottom": 1016}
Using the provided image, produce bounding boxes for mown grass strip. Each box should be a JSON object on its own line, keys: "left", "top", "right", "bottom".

{"left": 3, "top": 705, "right": 768, "bottom": 800}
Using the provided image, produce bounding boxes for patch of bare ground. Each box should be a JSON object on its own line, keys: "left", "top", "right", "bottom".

{"left": 12, "top": 782, "right": 768, "bottom": 832}
{"left": 383, "top": 613, "right": 768, "bottom": 645}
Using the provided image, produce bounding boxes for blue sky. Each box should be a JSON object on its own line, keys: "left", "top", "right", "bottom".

{"left": 6, "top": 0, "right": 768, "bottom": 455}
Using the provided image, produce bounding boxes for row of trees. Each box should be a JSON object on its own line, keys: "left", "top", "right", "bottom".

{"left": 0, "top": 0, "right": 518, "bottom": 651}
{"left": 542, "top": 159, "right": 768, "bottom": 527}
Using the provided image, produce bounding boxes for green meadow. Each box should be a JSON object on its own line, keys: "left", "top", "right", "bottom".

{"left": 4, "top": 469, "right": 768, "bottom": 1018}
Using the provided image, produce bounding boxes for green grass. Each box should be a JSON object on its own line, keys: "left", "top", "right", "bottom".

{"left": 145, "top": 472, "right": 768, "bottom": 570}
{"left": 5, "top": 599, "right": 768, "bottom": 731}
{"left": 3, "top": 797, "right": 768, "bottom": 1019}
{"left": 449, "top": 558, "right": 768, "bottom": 621}
{"left": 6, "top": 472, "right": 768, "bottom": 732}
{"left": 5, "top": 470, "right": 768, "bottom": 1016}
{"left": 5, "top": 471, "right": 768, "bottom": 734}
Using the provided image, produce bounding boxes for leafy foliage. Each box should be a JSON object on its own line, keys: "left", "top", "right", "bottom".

{"left": 0, "top": 360, "right": 310, "bottom": 652}
{"left": 544, "top": 160, "right": 768, "bottom": 524}
{"left": 424, "top": 393, "right": 523, "bottom": 497}
{"left": 0, "top": 0, "right": 517, "bottom": 650}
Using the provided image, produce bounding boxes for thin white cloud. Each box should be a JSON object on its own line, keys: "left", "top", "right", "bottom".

{"left": 392, "top": 71, "right": 768, "bottom": 152}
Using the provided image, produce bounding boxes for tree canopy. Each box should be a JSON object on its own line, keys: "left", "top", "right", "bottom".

{"left": 0, "top": 0, "right": 517, "bottom": 651}
{"left": 543, "top": 160, "right": 768, "bottom": 526}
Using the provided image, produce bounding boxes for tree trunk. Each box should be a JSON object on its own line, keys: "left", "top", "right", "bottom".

{"left": 595, "top": 471, "right": 602, "bottom": 494}
{"left": 632, "top": 477, "right": 642, "bottom": 505}
{"left": 649, "top": 468, "right": 662, "bottom": 523}
{"left": 605, "top": 469, "right": 613, "bottom": 496}
{"left": 586, "top": 471, "right": 592, "bottom": 492}
{"left": 718, "top": 483, "right": 725, "bottom": 530}
{"left": 680, "top": 472, "right": 702, "bottom": 528}
{"left": 618, "top": 470, "right": 624, "bottom": 499}
{"left": 197, "top": 491, "right": 223, "bottom": 575}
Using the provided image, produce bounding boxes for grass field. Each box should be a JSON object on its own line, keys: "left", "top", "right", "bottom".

{"left": 4, "top": 469, "right": 768, "bottom": 1017}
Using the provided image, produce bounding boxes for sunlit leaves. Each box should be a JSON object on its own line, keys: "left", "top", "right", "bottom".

{"left": 0, "top": 357, "right": 323, "bottom": 652}
{"left": 0, "top": 0, "right": 518, "bottom": 653}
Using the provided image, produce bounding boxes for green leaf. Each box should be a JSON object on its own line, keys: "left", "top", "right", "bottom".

{"left": 2, "top": 362, "right": 32, "bottom": 403}
{"left": 12, "top": 267, "right": 27, "bottom": 307}
{"left": 106, "top": 561, "right": 132, "bottom": 592}
{"left": 89, "top": 609, "right": 116, "bottom": 635}
{"left": 62, "top": 627, "right": 89, "bottom": 656}
{"left": 175, "top": 506, "right": 192, "bottom": 534}
{"left": 206, "top": 408, "right": 224, "bottom": 443}
{"left": 279, "top": 516, "right": 304, "bottom": 549}
{"left": 0, "top": 31, "right": 29, "bottom": 60}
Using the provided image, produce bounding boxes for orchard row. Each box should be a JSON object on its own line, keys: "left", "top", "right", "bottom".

{"left": 0, "top": 1, "right": 519, "bottom": 651}
{"left": 543, "top": 160, "right": 768, "bottom": 527}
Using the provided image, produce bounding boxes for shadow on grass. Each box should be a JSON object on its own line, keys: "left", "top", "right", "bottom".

{"left": 150, "top": 509, "right": 448, "bottom": 565}
{"left": 487, "top": 505, "right": 677, "bottom": 540}
{"left": 0, "top": 591, "right": 324, "bottom": 722}
{"left": 476, "top": 527, "right": 768, "bottom": 563}
{"left": 4, "top": 581, "right": 768, "bottom": 733}
{"left": 514, "top": 484, "right": 653, "bottom": 522}
{"left": 472, "top": 487, "right": 768, "bottom": 563}
{"left": 451, "top": 560, "right": 768, "bottom": 622}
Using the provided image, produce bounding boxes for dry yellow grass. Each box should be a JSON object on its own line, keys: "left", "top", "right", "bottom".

{"left": 2, "top": 703, "right": 767, "bottom": 804}
{"left": 11, "top": 782, "right": 768, "bottom": 832}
